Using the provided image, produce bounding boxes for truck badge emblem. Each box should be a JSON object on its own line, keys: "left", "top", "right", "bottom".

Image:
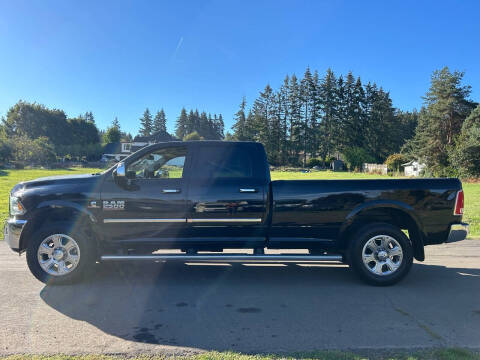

{"left": 103, "top": 200, "right": 125, "bottom": 210}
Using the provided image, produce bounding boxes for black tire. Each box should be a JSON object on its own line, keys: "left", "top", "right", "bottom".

{"left": 26, "top": 223, "right": 96, "bottom": 285}
{"left": 348, "top": 222, "right": 413, "bottom": 286}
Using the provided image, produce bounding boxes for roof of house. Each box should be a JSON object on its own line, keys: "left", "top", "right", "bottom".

{"left": 402, "top": 160, "right": 425, "bottom": 167}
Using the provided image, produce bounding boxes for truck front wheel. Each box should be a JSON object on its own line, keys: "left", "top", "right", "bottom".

{"left": 26, "top": 224, "right": 96, "bottom": 285}
{"left": 349, "top": 223, "right": 413, "bottom": 286}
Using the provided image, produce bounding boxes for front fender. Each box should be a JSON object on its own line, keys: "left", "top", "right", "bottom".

{"left": 35, "top": 200, "right": 98, "bottom": 224}
{"left": 19, "top": 200, "right": 99, "bottom": 251}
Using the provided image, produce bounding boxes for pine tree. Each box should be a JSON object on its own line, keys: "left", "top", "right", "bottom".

{"left": 198, "top": 111, "right": 209, "bottom": 139}
{"left": 83, "top": 111, "right": 95, "bottom": 123}
{"left": 252, "top": 85, "right": 274, "bottom": 159}
{"left": 232, "top": 97, "right": 247, "bottom": 140}
{"left": 319, "top": 68, "right": 338, "bottom": 160}
{"left": 153, "top": 109, "right": 167, "bottom": 134}
{"left": 406, "top": 67, "right": 475, "bottom": 175}
{"left": 299, "top": 67, "right": 312, "bottom": 166}
{"left": 175, "top": 108, "right": 188, "bottom": 140}
{"left": 112, "top": 117, "right": 120, "bottom": 130}
{"left": 186, "top": 110, "right": 196, "bottom": 136}
{"left": 278, "top": 76, "right": 290, "bottom": 164}
{"left": 450, "top": 105, "right": 480, "bottom": 177}
{"left": 244, "top": 110, "right": 255, "bottom": 141}
{"left": 139, "top": 108, "right": 153, "bottom": 137}
{"left": 288, "top": 75, "right": 302, "bottom": 163}
{"left": 310, "top": 70, "right": 321, "bottom": 158}
{"left": 216, "top": 114, "right": 225, "bottom": 139}
{"left": 342, "top": 72, "right": 359, "bottom": 149}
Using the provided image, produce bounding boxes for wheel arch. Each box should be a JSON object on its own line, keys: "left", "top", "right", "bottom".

{"left": 19, "top": 201, "right": 100, "bottom": 252}
{"left": 339, "top": 201, "right": 425, "bottom": 261}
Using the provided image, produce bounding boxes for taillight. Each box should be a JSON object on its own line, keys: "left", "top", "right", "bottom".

{"left": 454, "top": 190, "right": 464, "bottom": 216}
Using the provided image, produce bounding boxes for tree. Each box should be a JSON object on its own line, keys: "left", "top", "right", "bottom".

{"left": 232, "top": 97, "right": 247, "bottom": 140}
{"left": 299, "top": 67, "right": 317, "bottom": 166}
{"left": 450, "top": 105, "right": 480, "bottom": 177}
{"left": 153, "top": 109, "right": 167, "bottom": 134}
{"left": 216, "top": 114, "right": 225, "bottom": 139}
{"left": 343, "top": 147, "right": 375, "bottom": 171}
{"left": 318, "top": 69, "right": 338, "bottom": 160}
{"left": 82, "top": 111, "right": 95, "bottom": 123}
{"left": 103, "top": 125, "right": 121, "bottom": 144}
{"left": 233, "top": 66, "right": 426, "bottom": 167}
{"left": 385, "top": 153, "right": 408, "bottom": 172}
{"left": 139, "top": 108, "right": 153, "bottom": 137}
{"left": 406, "top": 67, "right": 476, "bottom": 175}
{"left": 3, "top": 101, "right": 71, "bottom": 146}
{"left": 252, "top": 85, "right": 274, "bottom": 160}
{"left": 112, "top": 117, "right": 120, "bottom": 130}
{"left": 175, "top": 108, "right": 188, "bottom": 139}
{"left": 364, "top": 86, "right": 398, "bottom": 161}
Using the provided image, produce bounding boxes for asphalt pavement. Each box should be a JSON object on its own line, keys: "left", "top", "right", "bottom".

{"left": 0, "top": 240, "right": 479, "bottom": 356}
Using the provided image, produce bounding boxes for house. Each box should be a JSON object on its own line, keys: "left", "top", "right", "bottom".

{"left": 402, "top": 160, "right": 426, "bottom": 177}
{"left": 101, "top": 131, "right": 175, "bottom": 162}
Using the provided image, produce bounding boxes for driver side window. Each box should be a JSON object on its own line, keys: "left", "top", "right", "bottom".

{"left": 128, "top": 147, "right": 186, "bottom": 179}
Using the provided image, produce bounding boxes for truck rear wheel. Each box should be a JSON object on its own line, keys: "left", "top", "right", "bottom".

{"left": 26, "top": 224, "right": 96, "bottom": 285}
{"left": 349, "top": 223, "right": 413, "bottom": 286}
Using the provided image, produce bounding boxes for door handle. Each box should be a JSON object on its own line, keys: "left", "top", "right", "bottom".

{"left": 239, "top": 188, "right": 258, "bottom": 193}
{"left": 162, "top": 189, "right": 181, "bottom": 193}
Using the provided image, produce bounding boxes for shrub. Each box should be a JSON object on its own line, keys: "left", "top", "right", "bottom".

{"left": 183, "top": 131, "right": 204, "bottom": 141}
{"left": 343, "top": 147, "right": 375, "bottom": 171}
{"left": 385, "top": 153, "right": 408, "bottom": 172}
{"left": 10, "top": 136, "right": 56, "bottom": 166}
{"left": 306, "top": 158, "right": 323, "bottom": 168}
{"left": 0, "top": 138, "right": 13, "bottom": 166}
{"left": 324, "top": 155, "right": 336, "bottom": 165}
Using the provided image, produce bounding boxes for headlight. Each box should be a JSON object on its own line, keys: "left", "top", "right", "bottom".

{"left": 9, "top": 196, "right": 26, "bottom": 216}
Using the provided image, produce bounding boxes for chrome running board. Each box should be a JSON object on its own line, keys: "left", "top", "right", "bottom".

{"left": 100, "top": 254, "right": 343, "bottom": 263}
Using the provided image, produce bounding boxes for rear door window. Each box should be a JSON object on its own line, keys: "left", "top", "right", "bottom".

{"left": 194, "top": 145, "right": 254, "bottom": 179}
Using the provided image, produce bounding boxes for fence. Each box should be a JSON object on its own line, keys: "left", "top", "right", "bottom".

{"left": 363, "top": 163, "right": 388, "bottom": 175}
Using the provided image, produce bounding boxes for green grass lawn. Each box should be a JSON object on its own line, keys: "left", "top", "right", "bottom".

{"left": 462, "top": 182, "right": 480, "bottom": 237}
{"left": 1, "top": 348, "right": 479, "bottom": 360}
{"left": 1, "top": 168, "right": 478, "bottom": 239}
{"left": 271, "top": 170, "right": 478, "bottom": 238}
{"left": 0, "top": 167, "right": 102, "bottom": 240}
{"left": 271, "top": 170, "right": 392, "bottom": 180}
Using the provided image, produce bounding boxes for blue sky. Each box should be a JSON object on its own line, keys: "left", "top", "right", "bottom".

{"left": 0, "top": 0, "right": 479, "bottom": 136}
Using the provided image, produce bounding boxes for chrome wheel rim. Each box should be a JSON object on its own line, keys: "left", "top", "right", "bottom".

{"left": 37, "top": 234, "right": 81, "bottom": 276}
{"left": 362, "top": 235, "right": 403, "bottom": 276}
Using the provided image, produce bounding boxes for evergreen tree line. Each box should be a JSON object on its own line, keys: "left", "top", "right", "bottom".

{"left": 174, "top": 108, "right": 224, "bottom": 140}
{"left": 137, "top": 107, "right": 225, "bottom": 141}
{"left": 230, "top": 67, "right": 417, "bottom": 166}
{"left": 138, "top": 108, "right": 168, "bottom": 137}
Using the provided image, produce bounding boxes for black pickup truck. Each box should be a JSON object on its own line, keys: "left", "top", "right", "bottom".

{"left": 5, "top": 141, "right": 468, "bottom": 285}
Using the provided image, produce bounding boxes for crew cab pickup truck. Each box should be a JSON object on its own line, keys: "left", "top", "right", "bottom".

{"left": 5, "top": 141, "right": 469, "bottom": 285}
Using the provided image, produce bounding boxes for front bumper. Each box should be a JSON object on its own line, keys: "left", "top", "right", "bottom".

{"left": 447, "top": 223, "right": 469, "bottom": 243}
{"left": 4, "top": 219, "right": 27, "bottom": 252}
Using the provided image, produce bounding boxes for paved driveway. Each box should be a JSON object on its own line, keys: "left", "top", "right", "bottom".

{"left": 0, "top": 241, "right": 479, "bottom": 356}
